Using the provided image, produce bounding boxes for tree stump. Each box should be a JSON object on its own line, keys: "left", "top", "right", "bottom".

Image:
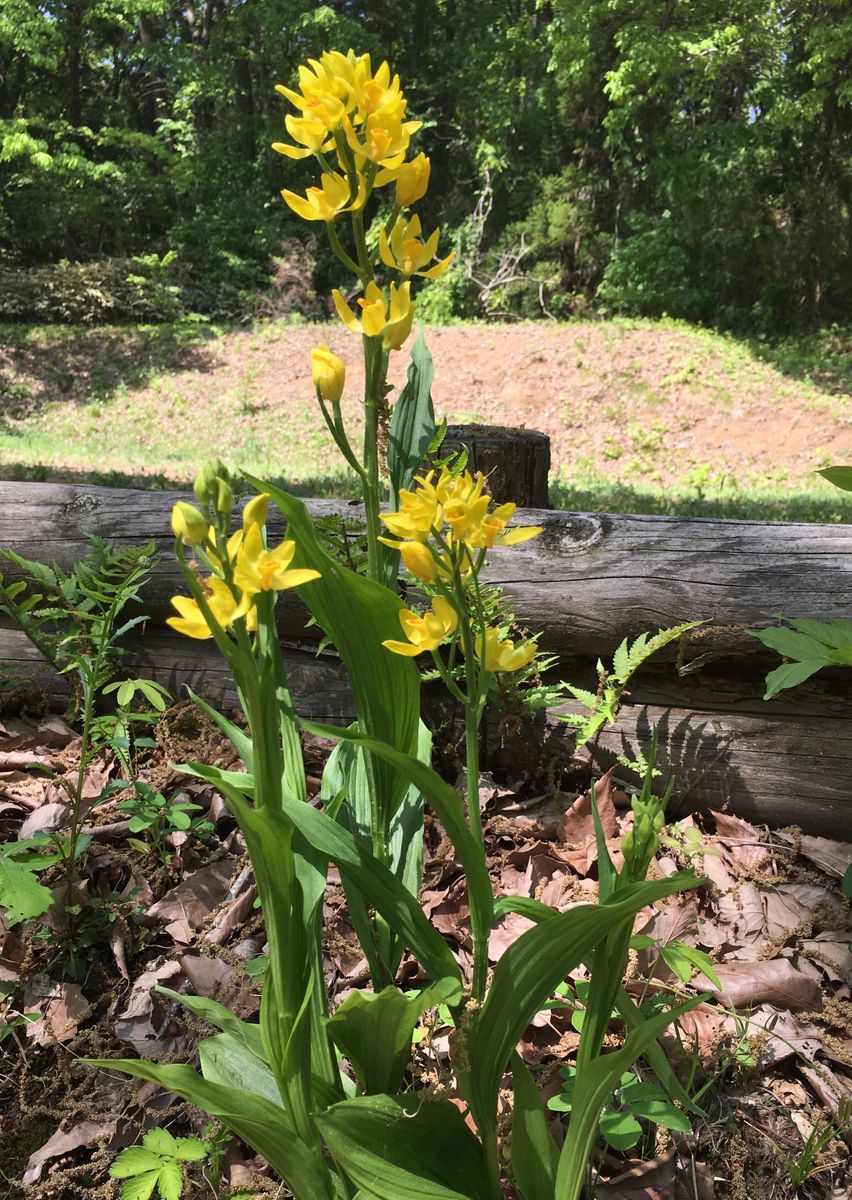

{"left": 439, "top": 424, "right": 550, "bottom": 508}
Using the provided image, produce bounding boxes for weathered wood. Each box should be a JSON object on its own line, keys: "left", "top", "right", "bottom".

{"left": 0, "top": 482, "right": 849, "bottom": 666}
{"left": 440, "top": 424, "right": 551, "bottom": 508}
{"left": 1, "top": 481, "right": 850, "bottom": 835}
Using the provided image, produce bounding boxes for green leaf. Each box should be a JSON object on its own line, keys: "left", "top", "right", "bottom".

{"left": 511, "top": 1054, "right": 559, "bottom": 1200}
{"left": 111, "top": 1147, "right": 166, "bottom": 1177}
{"left": 302, "top": 720, "right": 493, "bottom": 974}
{"left": 315, "top": 1094, "right": 494, "bottom": 1200}
{"left": 183, "top": 755, "right": 459, "bottom": 988}
{"left": 142, "top": 1128, "right": 178, "bottom": 1158}
{"left": 153, "top": 1160, "right": 183, "bottom": 1200}
{"left": 465, "top": 874, "right": 700, "bottom": 1139}
{"left": 630, "top": 1099, "right": 691, "bottom": 1130}
{"left": 554, "top": 996, "right": 703, "bottom": 1200}
{"left": 199, "top": 1033, "right": 283, "bottom": 1106}
{"left": 0, "top": 855, "right": 53, "bottom": 923}
{"left": 119, "top": 1171, "right": 161, "bottom": 1200}
{"left": 326, "top": 978, "right": 461, "bottom": 1095}
{"left": 388, "top": 330, "right": 436, "bottom": 507}
{"left": 817, "top": 465, "right": 852, "bottom": 493}
{"left": 598, "top": 1109, "right": 642, "bottom": 1150}
{"left": 245, "top": 481, "right": 420, "bottom": 832}
{"left": 762, "top": 660, "right": 824, "bottom": 698}
{"left": 174, "top": 1138, "right": 209, "bottom": 1162}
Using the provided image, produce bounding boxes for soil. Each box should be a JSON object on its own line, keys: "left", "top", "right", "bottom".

{"left": 0, "top": 706, "right": 850, "bottom": 1200}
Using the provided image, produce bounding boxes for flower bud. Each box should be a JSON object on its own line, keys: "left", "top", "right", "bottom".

{"left": 621, "top": 830, "right": 635, "bottom": 859}
{"left": 310, "top": 345, "right": 346, "bottom": 405}
{"left": 193, "top": 461, "right": 218, "bottom": 506}
{"left": 171, "top": 501, "right": 207, "bottom": 547}
{"left": 216, "top": 477, "right": 234, "bottom": 517}
{"left": 242, "top": 492, "right": 270, "bottom": 531}
{"left": 395, "top": 153, "right": 430, "bottom": 207}
{"left": 400, "top": 540, "right": 439, "bottom": 583}
{"left": 652, "top": 810, "right": 665, "bottom": 833}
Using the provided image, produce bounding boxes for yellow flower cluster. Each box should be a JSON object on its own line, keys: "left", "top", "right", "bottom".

{"left": 380, "top": 467, "right": 542, "bottom": 563}
{"left": 167, "top": 495, "right": 320, "bottom": 640}
{"left": 275, "top": 49, "right": 453, "bottom": 367}
{"left": 379, "top": 467, "right": 541, "bottom": 672}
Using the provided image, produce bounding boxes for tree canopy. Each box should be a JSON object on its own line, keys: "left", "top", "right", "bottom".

{"left": 1, "top": 1, "right": 850, "bottom": 328}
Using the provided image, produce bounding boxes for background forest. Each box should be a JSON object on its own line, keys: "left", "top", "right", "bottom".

{"left": 2, "top": 0, "right": 850, "bottom": 331}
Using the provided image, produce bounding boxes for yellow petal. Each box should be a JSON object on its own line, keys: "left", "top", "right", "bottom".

{"left": 382, "top": 639, "right": 424, "bottom": 657}
{"left": 332, "top": 288, "right": 361, "bottom": 334}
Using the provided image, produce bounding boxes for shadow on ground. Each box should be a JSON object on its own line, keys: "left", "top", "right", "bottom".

{"left": 0, "top": 460, "right": 360, "bottom": 500}
{"left": 0, "top": 321, "right": 219, "bottom": 429}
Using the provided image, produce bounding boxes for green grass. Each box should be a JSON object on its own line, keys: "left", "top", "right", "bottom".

{"left": 548, "top": 474, "right": 852, "bottom": 523}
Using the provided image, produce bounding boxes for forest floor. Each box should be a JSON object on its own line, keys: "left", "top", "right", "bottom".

{"left": 0, "top": 317, "right": 850, "bottom": 520}
{"left": 0, "top": 707, "right": 850, "bottom": 1200}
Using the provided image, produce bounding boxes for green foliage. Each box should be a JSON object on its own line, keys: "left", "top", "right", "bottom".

{"left": 558, "top": 621, "right": 704, "bottom": 745}
{"left": 548, "top": 1066, "right": 691, "bottom": 1152}
{"left": 749, "top": 617, "right": 852, "bottom": 698}
{"left": 110, "top": 1128, "right": 209, "bottom": 1200}
{"left": 0, "top": 844, "right": 54, "bottom": 925}
{"left": 117, "top": 782, "right": 214, "bottom": 862}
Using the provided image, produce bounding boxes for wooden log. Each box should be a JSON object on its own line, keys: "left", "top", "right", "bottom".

{"left": 1, "top": 482, "right": 849, "bottom": 667}
{"left": 0, "top": 481, "right": 850, "bottom": 834}
{"left": 439, "top": 424, "right": 551, "bottom": 508}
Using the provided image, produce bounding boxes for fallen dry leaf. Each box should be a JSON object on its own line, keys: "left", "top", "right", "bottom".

{"left": 23, "top": 1118, "right": 118, "bottom": 1184}
{"left": 146, "top": 858, "right": 236, "bottom": 928}
{"left": 763, "top": 882, "right": 847, "bottom": 944}
{"left": 18, "top": 800, "right": 70, "bottom": 839}
{"left": 711, "top": 810, "right": 770, "bottom": 871}
{"left": 705, "top": 959, "right": 823, "bottom": 1012}
{"left": 595, "top": 1144, "right": 714, "bottom": 1200}
{"left": 24, "top": 977, "right": 91, "bottom": 1045}
{"left": 556, "top": 767, "right": 618, "bottom": 874}
{"left": 115, "top": 959, "right": 182, "bottom": 1055}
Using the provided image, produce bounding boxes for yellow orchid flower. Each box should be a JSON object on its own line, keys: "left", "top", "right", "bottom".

{"left": 167, "top": 577, "right": 253, "bottom": 641}
{"left": 465, "top": 501, "right": 542, "bottom": 550}
{"left": 310, "top": 345, "right": 346, "bottom": 404}
{"left": 332, "top": 280, "right": 414, "bottom": 351}
{"left": 280, "top": 171, "right": 366, "bottom": 222}
{"left": 474, "top": 628, "right": 538, "bottom": 673}
{"left": 359, "top": 60, "right": 404, "bottom": 117}
{"left": 275, "top": 51, "right": 368, "bottom": 126}
{"left": 383, "top": 596, "right": 458, "bottom": 657}
{"left": 379, "top": 215, "right": 454, "bottom": 279}
{"left": 272, "top": 112, "right": 335, "bottom": 160}
{"left": 377, "top": 152, "right": 430, "bottom": 206}
{"left": 233, "top": 524, "right": 321, "bottom": 596}
{"left": 345, "top": 105, "right": 421, "bottom": 171}
{"left": 379, "top": 471, "right": 442, "bottom": 540}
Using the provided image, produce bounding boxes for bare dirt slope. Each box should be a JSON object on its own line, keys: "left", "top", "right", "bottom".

{"left": 1, "top": 319, "right": 849, "bottom": 499}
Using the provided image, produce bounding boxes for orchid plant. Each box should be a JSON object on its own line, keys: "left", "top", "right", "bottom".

{"left": 92, "top": 49, "right": 707, "bottom": 1200}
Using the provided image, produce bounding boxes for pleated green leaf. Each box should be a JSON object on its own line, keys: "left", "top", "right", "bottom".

{"left": 244, "top": 480, "right": 421, "bottom": 829}
{"left": 510, "top": 1053, "right": 559, "bottom": 1200}
{"left": 326, "top": 977, "right": 461, "bottom": 1095}
{"left": 315, "top": 1094, "right": 495, "bottom": 1200}
{"left": 388, "top": 330, "right": 436, "bottom": 507}
{"left": 302, "top": 720, "right": 494, "bottom": 957}
{"left": 554, "top": 996, "right": 705, "bottom": 1200}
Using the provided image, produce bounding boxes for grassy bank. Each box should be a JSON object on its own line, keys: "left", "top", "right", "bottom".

{"left": 0, "top": 317, "right": 849, "bottom": 521}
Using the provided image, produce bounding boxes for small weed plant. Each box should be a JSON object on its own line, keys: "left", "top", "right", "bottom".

{"left": 0, "top": 536, "right": 157, "bottom": 961}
